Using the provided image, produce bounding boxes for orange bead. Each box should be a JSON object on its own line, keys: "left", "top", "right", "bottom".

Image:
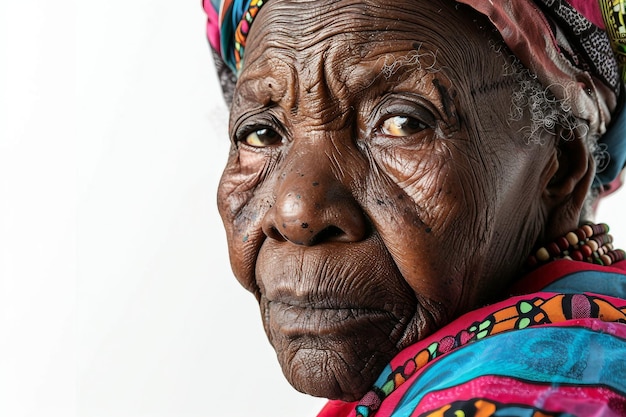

{"left": 566, "top": 232, "right": 579, "bottom": 246}
{"left": 536, "top": 247, "right": 550, "bottom": 262}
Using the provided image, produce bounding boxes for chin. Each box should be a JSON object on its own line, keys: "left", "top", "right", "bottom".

{"left": 277, "top": 339, "right": 386, "bottom": 401}
{"left": 261, "top": 294, "right": 443, "bottom": 401}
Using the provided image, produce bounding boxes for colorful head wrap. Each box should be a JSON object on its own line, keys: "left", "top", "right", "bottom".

{"left": 203, "top": 0, "right": 626, "bottom": 187}
{"left": 203, "top": 0, "right": 265, "bottom": 74}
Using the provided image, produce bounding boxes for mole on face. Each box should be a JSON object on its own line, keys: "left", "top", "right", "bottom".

{"left": 218, "top": 0, "right": 554, "bottom": 401}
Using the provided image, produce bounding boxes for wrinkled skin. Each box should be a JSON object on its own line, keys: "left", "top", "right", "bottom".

{"left": 217, "top": 0, "right": 591, "bottom": 402}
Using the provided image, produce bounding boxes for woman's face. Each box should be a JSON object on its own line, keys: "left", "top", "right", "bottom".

{"left": 218, "top": 0, "right": 556, "bottom": 401}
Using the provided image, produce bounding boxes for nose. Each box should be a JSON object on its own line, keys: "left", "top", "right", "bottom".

{"left": 262, "top": 165, "right": 368, "bottom": 246}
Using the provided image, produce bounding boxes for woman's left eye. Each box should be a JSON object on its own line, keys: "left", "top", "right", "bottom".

{"left": 381, "top": 116, "right": 427, "bottom": 137}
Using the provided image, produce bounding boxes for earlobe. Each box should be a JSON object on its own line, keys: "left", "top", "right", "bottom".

{"left": 542, "top": 126, "right": 595, "bottom": 239}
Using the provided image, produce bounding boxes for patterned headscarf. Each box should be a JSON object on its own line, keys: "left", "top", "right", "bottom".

{"left": 203, "top": 0, "right": 626, "bottom": 187}
{"left": 203, "top": 0, "right": 264, "bottom": 73}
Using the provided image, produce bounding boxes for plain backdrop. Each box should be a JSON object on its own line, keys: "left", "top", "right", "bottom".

{"left": 1, "top": 1, "right": 624, "bottom": 417}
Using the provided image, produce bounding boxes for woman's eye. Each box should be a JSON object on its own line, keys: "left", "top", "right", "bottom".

{"left": 381, "top": 116, "right": 427, "bottom": 137}
{"left": 242, "top": 128, "right": 282, "bottom": 147}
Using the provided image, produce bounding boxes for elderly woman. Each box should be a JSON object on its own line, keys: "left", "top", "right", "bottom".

{"left": 204, "top": 0, "right": 626, "bottom": 415}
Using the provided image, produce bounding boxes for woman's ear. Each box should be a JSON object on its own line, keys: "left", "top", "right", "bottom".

{"left": 542, "top": 126, "right": 595, "bottom": 239}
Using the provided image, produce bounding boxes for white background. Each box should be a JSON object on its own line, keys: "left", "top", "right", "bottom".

{"left": 1, "top": 1, "right": 624, "bottom": 417}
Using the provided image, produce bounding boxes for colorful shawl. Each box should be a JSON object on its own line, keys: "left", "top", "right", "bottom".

{"left": 317, "top": 259, "right": 626, "bottom": 417}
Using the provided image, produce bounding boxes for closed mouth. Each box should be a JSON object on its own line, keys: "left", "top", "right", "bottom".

{"left": 266, "top": 299, "right": 397, "bottom": 337}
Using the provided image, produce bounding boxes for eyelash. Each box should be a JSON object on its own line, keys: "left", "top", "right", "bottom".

{"left": 234, "top": 116, "right": 284, "bottom": 147}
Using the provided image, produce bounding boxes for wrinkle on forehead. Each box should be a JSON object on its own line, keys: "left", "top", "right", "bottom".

{"left": 243, "top": 0, "right": 471, "bottom": 63}
{"left": 235, "top": 0, "right": 506, "bottom": 129}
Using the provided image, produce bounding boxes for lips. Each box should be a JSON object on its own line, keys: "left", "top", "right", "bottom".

{"left": 255, "top": 236, "right": 418, "bottom": 345}
{"left": 266, "top": 299, "right": 397, "bottom": 337}
{"left": 261, "top": 282, "right": 393, "bottom": 311}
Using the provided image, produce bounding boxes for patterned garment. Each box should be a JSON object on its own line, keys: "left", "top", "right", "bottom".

{"left": 317, "top": 260, "right": 626, "bottom": 417}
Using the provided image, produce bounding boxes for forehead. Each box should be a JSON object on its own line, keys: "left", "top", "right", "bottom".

{"left": 241, "top": 0, "right": 488, "bottom": 68}
{"left": 232, "top": 0, "right": 504, "bottom": 121}
{"left": 237, "top": 0, "right": 495, "bottom": 93}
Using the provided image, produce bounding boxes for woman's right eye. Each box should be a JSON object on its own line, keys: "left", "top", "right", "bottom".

{"left": 241, "top": 127, "right": 282, "bottom": 148}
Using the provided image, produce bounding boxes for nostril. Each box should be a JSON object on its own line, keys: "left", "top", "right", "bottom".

{"left": 310, "top": 226, "right": 345, "bottom": 245}
{"left": 265, "top": 226, "right": 286, "bottom": 242}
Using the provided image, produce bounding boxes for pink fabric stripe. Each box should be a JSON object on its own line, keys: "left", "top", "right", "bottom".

{"left": 203, "top": 0, "right": 221, "bottom": 53}
{"left": 415, "top": 374, "right": 625, "bottom": 416}
{"left": 317, "top": 400, "right": 357, "bottom": 417}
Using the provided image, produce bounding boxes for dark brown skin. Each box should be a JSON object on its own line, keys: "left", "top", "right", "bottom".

{"left": 217, "top": 0, "right": 594, "bottom": 402}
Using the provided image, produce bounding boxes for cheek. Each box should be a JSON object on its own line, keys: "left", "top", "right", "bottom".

{"left": 371, "top": 139, "right": 490, "bottom": 238}
{"left": 365, "top": 137, "right": 502, "bottom": 312}
{"left": 217, "top": 151, "right": 276, "bottom": 293}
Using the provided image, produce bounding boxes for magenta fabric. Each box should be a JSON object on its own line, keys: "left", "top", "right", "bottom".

{"left": 566, "top": 0, "right": 605, "bottom": 28}
{"left": 204, "top": 0, "right": 221, "bottom": 54}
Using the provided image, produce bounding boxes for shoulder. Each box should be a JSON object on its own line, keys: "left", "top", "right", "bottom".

{"left": 351, "top": 281, "right": 626, "bottom": 417}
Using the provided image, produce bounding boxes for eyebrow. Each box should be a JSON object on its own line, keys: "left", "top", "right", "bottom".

{"left": 343, "top": 55, "right": 453, "bottom": 117}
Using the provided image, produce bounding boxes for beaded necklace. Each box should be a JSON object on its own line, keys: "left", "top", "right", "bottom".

{"left": 526, "top": 222, "right": 626, "bottom": 269}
